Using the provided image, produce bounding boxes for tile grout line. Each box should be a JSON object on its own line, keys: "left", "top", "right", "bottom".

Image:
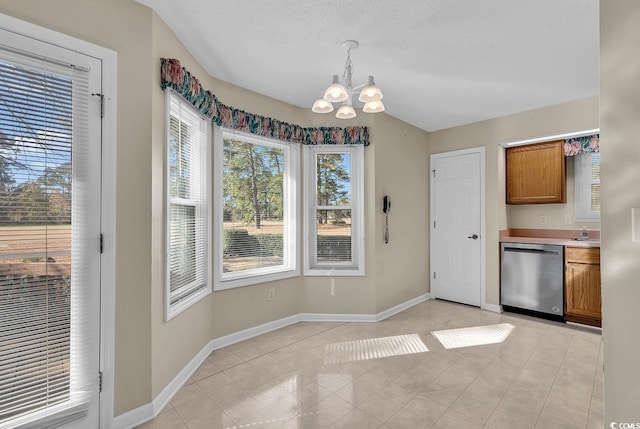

{"left": 151, "top": 301, "right": 603, "bottom": 429}
{"left": 196, "top": 321, "right": 348, "bottom": 385}
{"left": 484, "top": 320, "right": 558, "bottom": 428}
{"left": 585, "top": 339, "right": 604, "bottom": 429}
{"left": 189, "top": 322, "right": 351, "bottom": 427}
{"left": 381, "top": 324, "right": 500, "bottom": 428}
{"left": 533, "top": 324, "right": 579, "bottom": 428}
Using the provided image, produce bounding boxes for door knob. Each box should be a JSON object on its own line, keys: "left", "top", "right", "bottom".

{"left": 468, "top": 234, "right": 479, "bottom": 240}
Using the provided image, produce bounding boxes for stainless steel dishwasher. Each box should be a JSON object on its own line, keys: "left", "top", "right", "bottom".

{"left": 501, "top": 242, "right": 564, "bottom": 320}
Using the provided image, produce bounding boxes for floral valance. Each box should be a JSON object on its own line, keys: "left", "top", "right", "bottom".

{"left": 564, "top": 134, "right": 599, "bottom": 156}
{"left": 160, "top": 58, "right": 369, "bottom": 146}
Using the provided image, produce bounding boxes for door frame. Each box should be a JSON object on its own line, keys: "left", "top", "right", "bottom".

{"left": 0, "top": 13, "right": 117, "bottom": 428}
{"left": 430, "top": 146, "right": 486, "bottom": 309}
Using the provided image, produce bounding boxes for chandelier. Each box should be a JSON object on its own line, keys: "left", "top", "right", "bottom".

{"left": 311, "top": 40, "right": 384, "bottom": 119}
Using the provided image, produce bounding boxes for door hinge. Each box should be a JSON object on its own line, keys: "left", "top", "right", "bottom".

{"left": 432, "top": 169, "right": 436, "bottom": 178}
{"left": 99, "top": 371, "right": 103, "bottom": 393}
{"left": 433, "top": 220, "right": 436, "bottom": 228}
{"left": 92, "top": 93, "right": 104, "bottom": 118}
{"left": 433, "top": 272, "right": 436, "bottom": 280}
{"left": 100, "top": 233, "right": 104, "bottom": 254}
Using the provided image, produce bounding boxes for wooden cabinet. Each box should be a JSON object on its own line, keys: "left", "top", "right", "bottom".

{"left": 506, "top": 140, "right": 566, "bottom": 204}
{"left": 565, "top": 246, "right": 601, "bottom": 327}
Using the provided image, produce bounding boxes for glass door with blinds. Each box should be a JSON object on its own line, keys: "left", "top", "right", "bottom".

{"left": 0, "top": 28, "right": 102, "bottom": 429}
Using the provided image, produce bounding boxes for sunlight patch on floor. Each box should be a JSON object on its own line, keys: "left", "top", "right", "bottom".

{"left": 431, "top": 323, "right": 515, "bottom": 349}
{"left": 324, "top": 333, "right": 429, "bottom": 364}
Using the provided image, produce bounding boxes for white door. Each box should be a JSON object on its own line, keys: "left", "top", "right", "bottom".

{"left": 430, "top": 149, "right": 483, "bottom": 307}
{"left": 0, "top": 29, "right": 101, "bottom": 428}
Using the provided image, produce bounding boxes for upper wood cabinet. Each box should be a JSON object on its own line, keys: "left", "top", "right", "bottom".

{"left": 506, "top": 140, "right": 566, "bottom": 204}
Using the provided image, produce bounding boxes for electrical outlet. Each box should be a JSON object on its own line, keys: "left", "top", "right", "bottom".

{"left": 267, "top": 288, "right": 275, "bottom": 301}
{"left": 564, "top": 215, "right": 572, "bottom": 225}
{"left": 539, "top": 215, "right": 547, "bottom": 225}
{"left": 330, "top": 278, "right": 335, "bottom": 296}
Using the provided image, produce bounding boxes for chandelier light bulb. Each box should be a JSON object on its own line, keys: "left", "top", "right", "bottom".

{"left": 312, "top": 97, "right": 334, "bottom": 113}
{"left": 336, "top": 103, "right": 356, "bottom": 119}
{"left": 323, "top": 75, "right": 348, "bottom": 103}
{"left": 358, "top": 76, "right": 383, "bottom": 103}
{"left": 363, "top": 100, "right": 385, "bottom": 113}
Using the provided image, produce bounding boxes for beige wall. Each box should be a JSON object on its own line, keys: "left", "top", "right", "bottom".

{"left": 507, "top": 157, "right": 601, "bottom": 230}
{"left": 372, "top": 114, "right": 430, "bottom": 312}
{"left": 600, "top": 0, "right": 640, "bottom": 423}
{"left": 429, "top": 96, "right": 599, "bottom": 306}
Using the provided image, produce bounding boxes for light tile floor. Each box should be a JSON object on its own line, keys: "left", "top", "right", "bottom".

{"left": 138, "top": 299, "right": 603, "bottom": 429}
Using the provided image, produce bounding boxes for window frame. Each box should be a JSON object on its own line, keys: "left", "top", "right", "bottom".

{"left": 574, "top": 152, "right": 601, "bottom": 222}
{"left": 213, "top": 127, "right": 299, "bottom": 291}
{"left": 304, "top": 145, "right": 365, "bottom": 276}
{"left": 165, "top": 90, "right": 212, "bottom": 320}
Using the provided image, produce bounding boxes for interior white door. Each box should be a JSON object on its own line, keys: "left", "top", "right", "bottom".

{"left": 431, "top": 150, "right": 482, "bottom": 307}
{"left": 0, "top": 29, "right": 101, "bottom": 429}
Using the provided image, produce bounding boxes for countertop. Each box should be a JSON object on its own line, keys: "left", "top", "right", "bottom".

{"left": 500, "top": 236, "right": 600, "bottom": 248}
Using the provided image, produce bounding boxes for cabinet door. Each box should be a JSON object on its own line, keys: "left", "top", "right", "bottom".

{"left": 565, "top": 262, "right": 602, "bottom": 326}
{"left": 506, "top": 140, "right": 566, "bottom": 204}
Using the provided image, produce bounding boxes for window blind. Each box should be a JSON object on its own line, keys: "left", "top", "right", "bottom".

{"left": 167, "top": 93, "right": 209, "bottom": 311}
{"left": 575, "top": 153, "right": 600, "bottom": 221}
{"left": 590, "top": 153, "right": 601, "bottom": 212}
{"left": 0, "top": 43, "right": 97, "bottom": 428}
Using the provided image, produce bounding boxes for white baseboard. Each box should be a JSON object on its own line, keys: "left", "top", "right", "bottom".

{"left": 113, "top": 293, "right": 431, "bottom": 428}
{"left": 113, "top": 403, "right": 153, "bottom": 429}
{"left": 482, "top": 303, "right": 503, "bottom": 313}
{"left": 300, "top": 312, "right": 376, "bottom": 322}
{"left": 113, "top": 314, "right": 304, "bottom": 429}
{"left": 376, "top": 293, "right": 430, "bottom": 321}
{"left": 151, "top": 341, "right": 215, "bottom": 416}
{"left": 209, "top": 313, "right": 303, "bottom": 350}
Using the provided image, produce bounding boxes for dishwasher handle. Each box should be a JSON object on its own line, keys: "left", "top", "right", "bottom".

{"left": 503, "top": 246, "right": 560, "bottom": 256}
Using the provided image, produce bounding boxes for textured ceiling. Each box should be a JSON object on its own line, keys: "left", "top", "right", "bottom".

{"left": 136, "top": 0, "right": 599, "bottom": 132}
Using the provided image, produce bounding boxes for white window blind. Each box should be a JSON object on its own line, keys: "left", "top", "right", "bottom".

{"left": 304, "top": 146, "right": 364, "bottom": 275}
{"left": 0, "top": 43, "right": 99, "bottom": 428}
{"left": 215, "top": 130, "right": 298, "bottom": 290}
{"left": 575, "top": 153, "right": 601, "bottom": 222}
{"left": 166, "top": 92, "right": 210, "bottom": 319}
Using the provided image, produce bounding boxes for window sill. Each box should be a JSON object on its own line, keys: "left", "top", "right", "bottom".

{"left": 575, "top": 217, "right": 600, "bottom": 222}
{"left": 166, "top": 285, "right": 211, "bottom": 321}
{"left": 215, "top": 268, "right": 300, "bottom": 291}
{"left": 304, "top": 267, "right": 365, "bottom": 277}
